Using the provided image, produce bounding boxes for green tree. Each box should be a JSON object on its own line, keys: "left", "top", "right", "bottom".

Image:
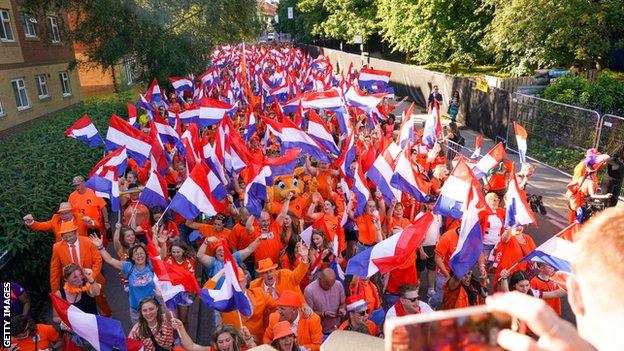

{"left": 274, "top": 0, "right": 327, "bottom": 43}
{"left": 485, "top": 0, "right": 624, "bottom": 76}
{"left": 376, "top": 0, "right": 492, "bottom": 66}
{"left": 297, "top": 0, "right": 379, "bottom": 43}
{"left": 21, "top": 0, "right": 261, "bottom": 84}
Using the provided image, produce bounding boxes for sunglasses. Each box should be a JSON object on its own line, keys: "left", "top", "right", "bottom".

{"left": 355, "top": 310, "right": 369, "bottom": 316}
{"left": 402, "top": 296, "right": 419, "bottom": 303}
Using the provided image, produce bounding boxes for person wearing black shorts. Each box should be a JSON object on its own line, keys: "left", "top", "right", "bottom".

{"left": 417, "top": 198, "right": 443, "bottom": 299}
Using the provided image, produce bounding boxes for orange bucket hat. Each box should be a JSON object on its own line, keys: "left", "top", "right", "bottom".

{"left": 275, "top": 290, "right": 302, "bottom": 308}
{"left": 256, "top": 258, "right": 278, "bottom": 273}
{"left": 272, "top": 320, "right": 296, "bottom": 341}
{"left": 58, "top": 221, "right": 78, "bottom": 234}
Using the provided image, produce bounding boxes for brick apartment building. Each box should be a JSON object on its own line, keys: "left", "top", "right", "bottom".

{"left": 0, "top": 0, "right": 82, "bottom": 130}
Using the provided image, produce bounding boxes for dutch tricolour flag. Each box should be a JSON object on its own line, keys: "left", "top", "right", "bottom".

{"left": 366, "top": 142, "right": 402, "bottom": 206}
{"left": 50, "top": 294, "right": 127, "bottom": 351}
{"left": 513, "top": 122, "right": 528, "bottom": 164}
{"left": 398, "top": 103, "right": 415, "bottom": 148}
{"left": 139, "top": 171, "right": 169, "bottom": 209}
{"left": 280, "top": 96, "right": 303, "bottom": 115}
{"left": 473, "top": 142, "right": 506, "bottom": 180}
{"left": 280, "top": 118, "right": 330, "bottom": 163}
{"left": 306, "top": 110, "right": 340, "bottom": 156}
{"left": 169, "top": 77, "right": 194, "bottom": 95}
{"left": 89, "top": 146, "right": 128, "bottom": 178}
{"left": 346, "top": 213, "right": 433, "bottom": 278}
{"left": 85, "top": 165, "right": 121, "bottom": 211}
{"left": 504, "top": 173, "right": 536, "bottom": 228}
{"left": 338, "top": 132, "right": 357, "bottom": 179}
{"left": 199, "top": 97, "right": 236, "bottom": 128}
{"left": 344, "top": 85, "right": 386, "bottom": 115}
{"left": 65, "top": 114, "right": 104, "bottom": 148}
{"left": 519, "top": 223, "right": 577, "bottom": 273}
{"left": 351, "top": 163, "right": 370, "bottom": 218}
{"left": 106, "top": 114, "right": 152, "bottom": 166}
{"left": 433, "top": 158, "right": 475, "bottom": 219}
{"left": 449, "top": 181, "right": 485, "bottom": 278}
{"left": 471, "top": 135, "right": 483, "bottom": 159}
{"left": 200, "top": 245, "right": 253, "bottom": 317}
{"left": 423, "top": 103, "right": 441, "bottom": 148}
{"left": 390, "top": 149, "right": 430, "bottom": 202}
{"left": 169, "top": 162, "right": 224, "bottom": 219}
{"left": 153, "top": 114, "right": 179, "bottom": 146}
{"left": 357, "top": 67, "right": 391, "bottom": 91}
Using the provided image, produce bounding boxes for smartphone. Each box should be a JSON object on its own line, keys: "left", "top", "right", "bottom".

{"left": 384, "top": 305, "right": 523, "bottom": 351}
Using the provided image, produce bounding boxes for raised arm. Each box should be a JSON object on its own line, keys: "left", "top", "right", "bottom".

{"left": 245, "top": 215, "right": 256, "bottom": 234}
{"left": 197, "top": 237, "right": 218, "bottom": 268}
{"left": 112, "top": 223, "right": 123, "bottom": 253}
{"left": 237, "top": 234, "right": 266, "bottom": 261}
{"left": 170, "top": 318, "right": 210, "bottom": 351}
{"left": 185, "top": 219, "right": 202, "bottom": 230}
{"left": 89, "top": 235, "right": 124, "bottom": 271}
{"left": 305, "top": 155, "right": 318, "bottom": 176}
{"left": 307, "top": 193, "right": 323, "bottom": 221}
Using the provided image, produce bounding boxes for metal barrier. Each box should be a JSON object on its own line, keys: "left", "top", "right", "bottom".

{"left": 596, "top": 114, "right": 624, "bottom": 200}
{"left": 507, "top": 93, "right": 602, "bottom": 169}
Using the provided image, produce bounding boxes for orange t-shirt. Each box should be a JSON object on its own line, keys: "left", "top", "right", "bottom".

{"left": 530, "top": 276, "right": 562, "bottom": 315}
{"left": 349, "top": 279, "right": 381, "bottom": 312}
{"left": 229, "top": 223, "right": 258, "bottom": 251}
{"left": 253, "top": 222, "right": 284, "bottom": 264}
{"left": 442, "top": 283, "right": 469, "bottom": 310}
{"left": 435, "top": 228, "right": 459, "bottom": 272}
{"left": 355, "top": 214, "right": 378, "bottom": 245}
{"left": 493, "top": 234, "right": 536, "bottom": 285}
{"left": 68, "top": 189, "right": 106, "bottom": 221}
{"left": 315, "top": 170, "right": 335, "bottom": 199}
{"left": 11, "top": 324, "right": 59, "bottom": 351}
{"left": 386, "top": 253, "right": 418, "bottom": 295}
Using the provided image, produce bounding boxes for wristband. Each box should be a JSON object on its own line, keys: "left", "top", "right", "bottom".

{"left": 88, "top": 280, "right": 95, "bottom": 284}
{"left": 97, "top": 245, "right": 105, "bottom": 251}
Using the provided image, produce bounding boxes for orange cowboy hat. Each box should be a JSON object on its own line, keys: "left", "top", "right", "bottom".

{"left": 256, "top": 258, "right": 278, "bottom": 273}
{"left": 275, "top": 290, "right": 302, "bottom": 308}
{"left": 58, "top": 221, "right": 78, "bottom": 234}
{"left": 272, "top": 321, "right": 296, "bottom": 341}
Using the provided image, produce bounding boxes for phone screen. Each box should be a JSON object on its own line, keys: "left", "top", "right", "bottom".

{"left": 385, "top": 306, "right": 519, "bottom": 351}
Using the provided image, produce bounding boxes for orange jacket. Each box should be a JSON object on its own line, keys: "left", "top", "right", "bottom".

{"left": 263, "top": 311, "right": 323, "bottom": 351}
{"left": 249, "top": 261, "right": 310, "bottom": 303}
{"left": 28, "top": 213, "right": 97, "bottom": 242}
{"left": 221, "top": 286, "right": 277, "bottom": 342}
{"left": 50, "top": 236, "right": 103, "bottom": 292}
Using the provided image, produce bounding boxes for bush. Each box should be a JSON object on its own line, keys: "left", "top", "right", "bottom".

{"left": 543, "top": 71, "right": 624, "bottom": 116}
{"left": 0, "top": 90, "right": 135, "bottom": 318}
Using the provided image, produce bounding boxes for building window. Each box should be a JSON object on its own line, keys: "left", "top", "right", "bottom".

{"left": 123, "top": 57, "right": 133, "bottom": 85}
{"left": 47, "top": 16, "right": 60, "bottom": 43}
{"left": 35, "top": 74, "right": 49, "bottom": 98}
{"left": 0, "top": 98, "right": 5, "bottom": 117}
{"left": 0, "top": 9, "right": 15, "bottom": 41}
{"left": 11, "top": 79, "right": 30, "bottom": 110}
{"left": 59, "top": 72, "right": 71, "bottom": 96}
{"left": 23, "top": 13, "right": 37, "bottom": 37}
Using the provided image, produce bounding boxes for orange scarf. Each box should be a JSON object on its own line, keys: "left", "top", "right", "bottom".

{"left": 63, "top": 282, "right": 91, "bottom": 294}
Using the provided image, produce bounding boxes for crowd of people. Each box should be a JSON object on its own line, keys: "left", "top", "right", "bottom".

{"left": 7, "top": 42, "right": 624, "bottom": 351}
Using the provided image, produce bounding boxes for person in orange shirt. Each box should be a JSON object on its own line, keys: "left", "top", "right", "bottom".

{"left": 386, "top": 199, "right": 411, "bottom": 233}
{"left": 217, "top": 266, "right": 277, "bottom": 343}
{"left": 492, "top": 226, "right": 536, "bottom": 289}
{"left": 186, "top": 214, "right": 232, "bottom": 253}
{"left": 350, "top": 199, "right": 385, "bottom": 254}
{"left": 245, "top": 211, "right": 283, "bottom": 265}
{"left": 69, "top": 175, "right": 110, "bottom": 237}
{"left": 307, "top": 194, "right": 344, "bottom": 253}
{"left": 122, "top": 185, "right": 151, "bottom": 240}
{"left": 263, "top": 290, "right": 323, "bottom": 351}
{"left": 270, "top": 321, "right": 301, "bottom": 351}
{"left": 249, "top": 254, "right": 310, "bottom": 304}
{"left": 49, "top": 221, "right": 111, "bottom": 317}
{"left": 529, "top": 263, "right": 566, "bottom": 315}
{"left": 304, "top": 155, "right": 339, "bottom": 200}
{"left": 10, "top": 315, "right": 62, "bottom": 351}
{"left": 337, "top": 295, "right": 379, "bottom": 336}
{"left": 23, "top": 202, "right": 99, "bottom": 242}
{"left": 348, "top": 277, "right": 382, "bottom": 313}
{"left": 442, "top": 270, "right": 473, "bottom": 310}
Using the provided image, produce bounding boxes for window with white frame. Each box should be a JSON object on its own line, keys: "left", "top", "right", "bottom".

{"left": 59, "top": 72, "right": 71, "bottom": 96}
{"left": 0, "top": 9, "right": 15, "bottom": 41}
{"left": 35, "top": 74, "right": 49, "bottom": 98}
{"left": 11, "top": 79, "right": 30, "bottom": 110}
{"left": 23, "top": 13, "right": 37, "bottom": 37}
{"left": 47, "top": 16, "right": 60, "bottom": 43}
{"left": 0, "top": 98, "right": 5, "bottom": 117}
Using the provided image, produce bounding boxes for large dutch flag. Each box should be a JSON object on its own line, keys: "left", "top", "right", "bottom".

{"left": 280, "top": 118, "right": 330, "bottom": 163}
{"left": 449, "top": 181, "right": 485, "bottom": 278}
{"left": 139, "top": 171, "right": 169, "bottom": 209}
{"left": 433, "top": 158, "right": 475, "bottom": 219}
{"left": 307, "top": 109, "right": 340, "bottom": 156}
{"left": 280, "top": 96, "right": 303, "bottom": 115}
{"left": 169, "top": 77, "right": 194, "bottom": 95}
{"left": 201, "top": 245, "right": 253, "bottom": 317}
{"left": 366, "top": 142, "right": 402, "bottom": 205}
{"left": 337, "top": 132, "right": 357, "bottom": 179}
{"left": 390, "top": 148, "right": 430, "bottom": 202}
{"left": 473, "top": 142, "right": 506, "bottom": 180}
{"left": 89, "top": 146, "right": 128, "bottom": 177}
{"left": 504, "top": 172, "right": 537, "bottom": 228}
{"left": 519, "top": 223, "right": 578, "bottom": 273}
{"left": 105, "top": 114, "right": 152, "bottom": 166}
{"left": 65, "top": 114, "right": 104, "bottom": 148}
{"left": 199, "top": 97, "right": 236, "bottom": 128}
{"left": 153, "top": 114, "right": 179, "bottom": 146}
{"left": 50, "top": 294, "right": 127, "bottom": 351}
{"left": 169, "top": 162, "right": 224, "bottom": 219}
{"left": 357, "top": 68, "right": 391, "bottom": 91}
{"left": 85, "top": 165, "right": 121, "bottom": 211}
{"left": 346, "top": 213, "right": 433, "bottom": 278}
{"left": 344, "top": 85, "right": 386, "bottom": 115}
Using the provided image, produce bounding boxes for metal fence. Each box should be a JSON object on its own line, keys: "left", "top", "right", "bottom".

{"left": 507, "top": 93, "right": 601, "bottom": 172}
{"left": 597, "top": 114, "right": 624, "bottom": 153}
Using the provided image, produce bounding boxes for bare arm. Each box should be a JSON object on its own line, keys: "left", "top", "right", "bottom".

{"left": 435, "top": 254, "right": 450, "bottom": 278}
{"left": 237, "top": 235, "right": 265, "bottom": 261}
{"left": 305, "top": 155, "right": 318, "bottom": 176}
{"left": 171, "top": 318, "right": 210, "bottom": 351}
{"left": 89, "top": 235, "right": 123, "bottom": 271}
{"left": 245, "top": 215, "right": 255, "bottom": 234}
{"left": 197, "top": 238, "right": 218, "bottom": 268}
{"left": 501, "top": 228, "right": 512, "bottom": 243}
{"left": 542, "top": 289, "right": 567, "bottom": 299}
{"left": 185, "top": 219, "right": 202, "bottom": 230}
{"left": 112, "top": 223, "right": 122, "bottom": 253}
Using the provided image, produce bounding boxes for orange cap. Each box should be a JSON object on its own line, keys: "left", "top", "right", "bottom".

{"left": 272, "top": 320, "right": 295, "bottom": 341}
{"left": 275, "top": 290, "right": 301, "bottom": 308}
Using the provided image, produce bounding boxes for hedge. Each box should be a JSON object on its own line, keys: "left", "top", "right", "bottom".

{"left": 0, "top": 90, "right": 136, "bottom": 318}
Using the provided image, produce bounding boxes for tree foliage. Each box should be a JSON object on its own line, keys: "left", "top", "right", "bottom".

{"left": 485, "top": 0, "right": 624, "bottom": 75}
{"left": 543, "top": 72, "right": 624, "bottom": 116}
{"left": 21, "top": 0, "right": 261, "bottom": 84}
{"left": 376, "top": 0, "right": 492, "bottom": 65}
{"left": 297, "top": 0, "right": 379, "bottom": 43}
{"left": 274, "top": 0, "right": 327, "bottom": 43}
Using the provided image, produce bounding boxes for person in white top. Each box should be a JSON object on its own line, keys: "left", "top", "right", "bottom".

{"left": 483, "top": 192, "right": 504, "bottom": 261}
{"left": 416, "top": 198, "right": 443, "bottom": 298}
{"left": 385, "top": 284, "right": 433, "bottom": 321}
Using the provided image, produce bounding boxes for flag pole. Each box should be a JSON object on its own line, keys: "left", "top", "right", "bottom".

{"left": 154, "top": 202, "right": 173, "bottom": 227}
{"left": 237, "top": 310, "right": 244, "bottom": 329}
